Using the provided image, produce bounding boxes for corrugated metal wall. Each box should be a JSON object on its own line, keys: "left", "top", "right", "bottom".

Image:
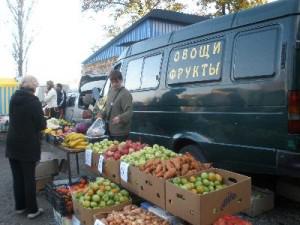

{"left": 0, "top": 87, "right": 17, "bottom": 115}
{"left": 85, "top": 20, "right": 185, "bottom": 65}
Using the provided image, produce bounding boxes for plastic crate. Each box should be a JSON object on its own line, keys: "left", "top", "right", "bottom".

{"left": 45, "top": 183, "right": 73, "bottom": 216}
{"left": 44, "top": 177, "right": 90, "bottom": 216}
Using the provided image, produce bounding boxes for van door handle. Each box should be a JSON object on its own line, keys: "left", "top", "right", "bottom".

{"left": 281, "top": 42, "right": 287, "bottom": 69}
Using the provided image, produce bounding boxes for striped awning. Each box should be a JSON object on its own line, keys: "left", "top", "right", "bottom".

{"left": 0, "top": 78, "right": 18, "bottom": 87}
{"left": 0, "top": 86, "right": 18, "bottom": 115}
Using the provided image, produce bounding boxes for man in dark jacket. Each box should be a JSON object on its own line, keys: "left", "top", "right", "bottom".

{"left": 6, "top": 76, "right": 46, "bottom": 219}
{"left": 99, "top": 70, "right": 133, "bottom": 142}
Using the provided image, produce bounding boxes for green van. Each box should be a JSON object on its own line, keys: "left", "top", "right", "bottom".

{"left": 102, "top": 0, "right": 300, "bottom": 177}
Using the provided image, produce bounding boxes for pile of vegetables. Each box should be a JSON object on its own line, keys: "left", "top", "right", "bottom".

{"left": 47, "top": 118, "right": 60, "bottom": 129}
{"left": 58, "top": 119, "right": 73, "bottom": 126}
{"left": 121, "top": 144, "right": 177, "bottom": 166}
{"left": 100, "top": 205, "right": 170, "bottom": 225}
{"left": 139, "top": 153, "right": 211, "bottom": 179}
{"left": 171, "top": 171, "right": 226, "bottom": 195}
{"left": 74, "top": 177, "right": 130, "bottom": 209}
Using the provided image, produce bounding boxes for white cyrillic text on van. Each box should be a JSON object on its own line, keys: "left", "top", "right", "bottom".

{"left": 213, "top": 42, "right": 222, "bottom": 55}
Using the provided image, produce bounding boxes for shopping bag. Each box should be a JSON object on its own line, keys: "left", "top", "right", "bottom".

{"left": 86, "top": 118, "right": 105, "bottom": 137}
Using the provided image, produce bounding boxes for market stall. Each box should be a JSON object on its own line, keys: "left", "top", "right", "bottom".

{"left": 43, "top": 117, "right": 253, "bottom": 225}
{"left": 0, "top": 78, "right": 18, "bottom": 133}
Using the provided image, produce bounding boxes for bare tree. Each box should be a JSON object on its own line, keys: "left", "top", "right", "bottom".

{"left": 6, "top": 0, "right": 35, "bottom": 77}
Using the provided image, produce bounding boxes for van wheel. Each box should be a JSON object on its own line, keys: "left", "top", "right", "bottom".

{"left": 179, "top": 145, "right": 207, "bottom": 162}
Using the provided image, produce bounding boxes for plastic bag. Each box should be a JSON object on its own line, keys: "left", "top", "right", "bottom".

{"left": 86, "top": 118, "right": 105, "bottom": 137}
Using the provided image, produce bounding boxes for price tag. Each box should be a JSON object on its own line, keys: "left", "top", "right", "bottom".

{"left": 98, "top": 155, "right": 105, "bottom": 174}
{"left": 94, "top": 219, "right": 105, "bottom": 225}
{"left": 72, "top": 216, "right": 81, "bottom": 225}
{"left": 85, "top": 149, "right": 93, "bottom": 166}
{"left": 120, "top": 161, "right": 130, "bottom": 182}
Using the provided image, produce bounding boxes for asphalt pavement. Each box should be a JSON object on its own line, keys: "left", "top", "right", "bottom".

{"left": 0, "top": 137, "right": 299, "bottom": 225}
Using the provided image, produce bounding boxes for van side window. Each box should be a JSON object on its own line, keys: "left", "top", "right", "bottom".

{"left": 167, "top": 40, "right": 224, "bottom": 85}
{"left": 233, "top": 28, "right": 279, "bottom": 79}
{"left": 125, "top": 58, "right": 143, "bottom": 90}
{"left": 141, "top": 54, "right": 162, "bottom": 89}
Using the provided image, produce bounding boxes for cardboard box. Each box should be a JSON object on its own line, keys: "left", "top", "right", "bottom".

{"left": 89, "top": 153, "right": 121, "bottom": 184}
{"left": 138, "top": 170, "right": 166, "bottom": 209}
{"left": 103, "top": 159, "right": 120, "bottom": 184}
{"left": 120, "top": 165, "right": 140, "bottom": 195}
{"left": 53, "top": 208, "right": 72, "bottom": 225}
{"left": 72, "top": 196, "right": 131, "bottom": 225}
{"left": 166, "top": 168, "right": 251, "bottom": 225}
{"left": 36, "top": 152, "right": 59, "bottom": 178}
{"left": 36, "top": 176, "right": 53, "bottom": 192}
{"left": 89, "top": 152, "right": 100, "bottom": 175}
{"left": 243, "top": 186, "right": 274, "bottom": 217}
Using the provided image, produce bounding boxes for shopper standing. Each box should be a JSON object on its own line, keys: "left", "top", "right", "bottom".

{"left": 98, "top": 70, "right": 133, "bottom": 142}
{"left": 6, "top": 76, "right": 46, "bottom": 219}
{"left": 44, "top": 80, "right": 57, "bottom": 118}
{"left": 56, "top": 83, "right": 66, "bottom": 119}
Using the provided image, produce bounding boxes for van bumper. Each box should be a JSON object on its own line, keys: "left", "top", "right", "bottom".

{"left": 277, "top": 150, "right": 300, "bottom": 177}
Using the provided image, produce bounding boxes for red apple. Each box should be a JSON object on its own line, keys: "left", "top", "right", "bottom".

{"left": 113, "top": 152, "right": 121, "bottom": 160}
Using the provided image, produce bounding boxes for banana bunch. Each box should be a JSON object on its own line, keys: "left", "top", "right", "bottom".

{"left": 62, "top": 132, "right": 88, "bottom": 150}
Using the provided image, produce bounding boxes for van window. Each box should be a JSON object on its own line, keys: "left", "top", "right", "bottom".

{"left": 233, "top": 27, "right": 278, "bottom": 79}
{"left": 141, "top": 54, "right": 162, "bottom": 89}
{"left": 125, "top": 58, "right": 143, "bottom": 90}
{"left": 167, "top": 40, "right": 224, "bottom": 85}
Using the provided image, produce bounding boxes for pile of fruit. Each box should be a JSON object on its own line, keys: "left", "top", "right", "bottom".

{"left": 170, "top": 171, "right": 226, "bottom": 195}
{"left": 54, "top": 178, "right": 88, "bottom": 214}
{"left": 62, "top": 132, "right": 88, "bottom": 149}
{"left": 121, "top": 144, "right": 177, "bottom": 166}
{"left": 74, "top": 177, "right": 130, "bottom": 209}
{"left": 87, "top": 139, "right": 119, "bottom": 154}
{"left": 139, "top": 153, "right": 212, "bottom": 179}
{"left": 100, "top": 205, "right": 170, "bottom": 225}
{"left": 44, "top": 127, "right": 73, "bottom": 137}
{"left": 104, "top": 140, "right": 147, "bottom": 160}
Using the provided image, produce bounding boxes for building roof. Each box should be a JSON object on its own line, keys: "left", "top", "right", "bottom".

{"left": 83, "top": 9, "right": 209, "bottom": 65}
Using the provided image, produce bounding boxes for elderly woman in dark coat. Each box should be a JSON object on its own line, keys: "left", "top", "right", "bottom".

{"left": 6, "top": 76, "right": 46, "bottom": 219}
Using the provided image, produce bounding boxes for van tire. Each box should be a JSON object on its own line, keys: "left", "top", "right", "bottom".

{"left": 179, "top": 145, "right": 207, "bottom": 162}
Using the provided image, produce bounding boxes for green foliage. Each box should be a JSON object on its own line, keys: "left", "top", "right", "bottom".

{"left": 82, "top": 0, "right": 185, "bottom": 22}
{"left": 198, "top": 0, "right": 268, "bottom": 16}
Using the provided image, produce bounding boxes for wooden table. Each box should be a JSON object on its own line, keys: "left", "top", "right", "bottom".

{"left": 56, "top": 145, "right": 86, "bottom": 184}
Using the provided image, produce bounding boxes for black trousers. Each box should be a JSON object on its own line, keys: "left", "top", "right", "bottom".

{"left": 9, "top": 159, "right": 38, "bottom": 213}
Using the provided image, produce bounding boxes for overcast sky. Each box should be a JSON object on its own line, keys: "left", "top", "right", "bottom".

{"left": 0, "top": 0, "right": 274, "bottom": 88}
{"left": 0, "top": 0, "right": 114, "bottom": 88}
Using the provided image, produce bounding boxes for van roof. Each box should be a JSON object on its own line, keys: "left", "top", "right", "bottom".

{"left": 125, "top": 0, "right": 300, "bottom": 57}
